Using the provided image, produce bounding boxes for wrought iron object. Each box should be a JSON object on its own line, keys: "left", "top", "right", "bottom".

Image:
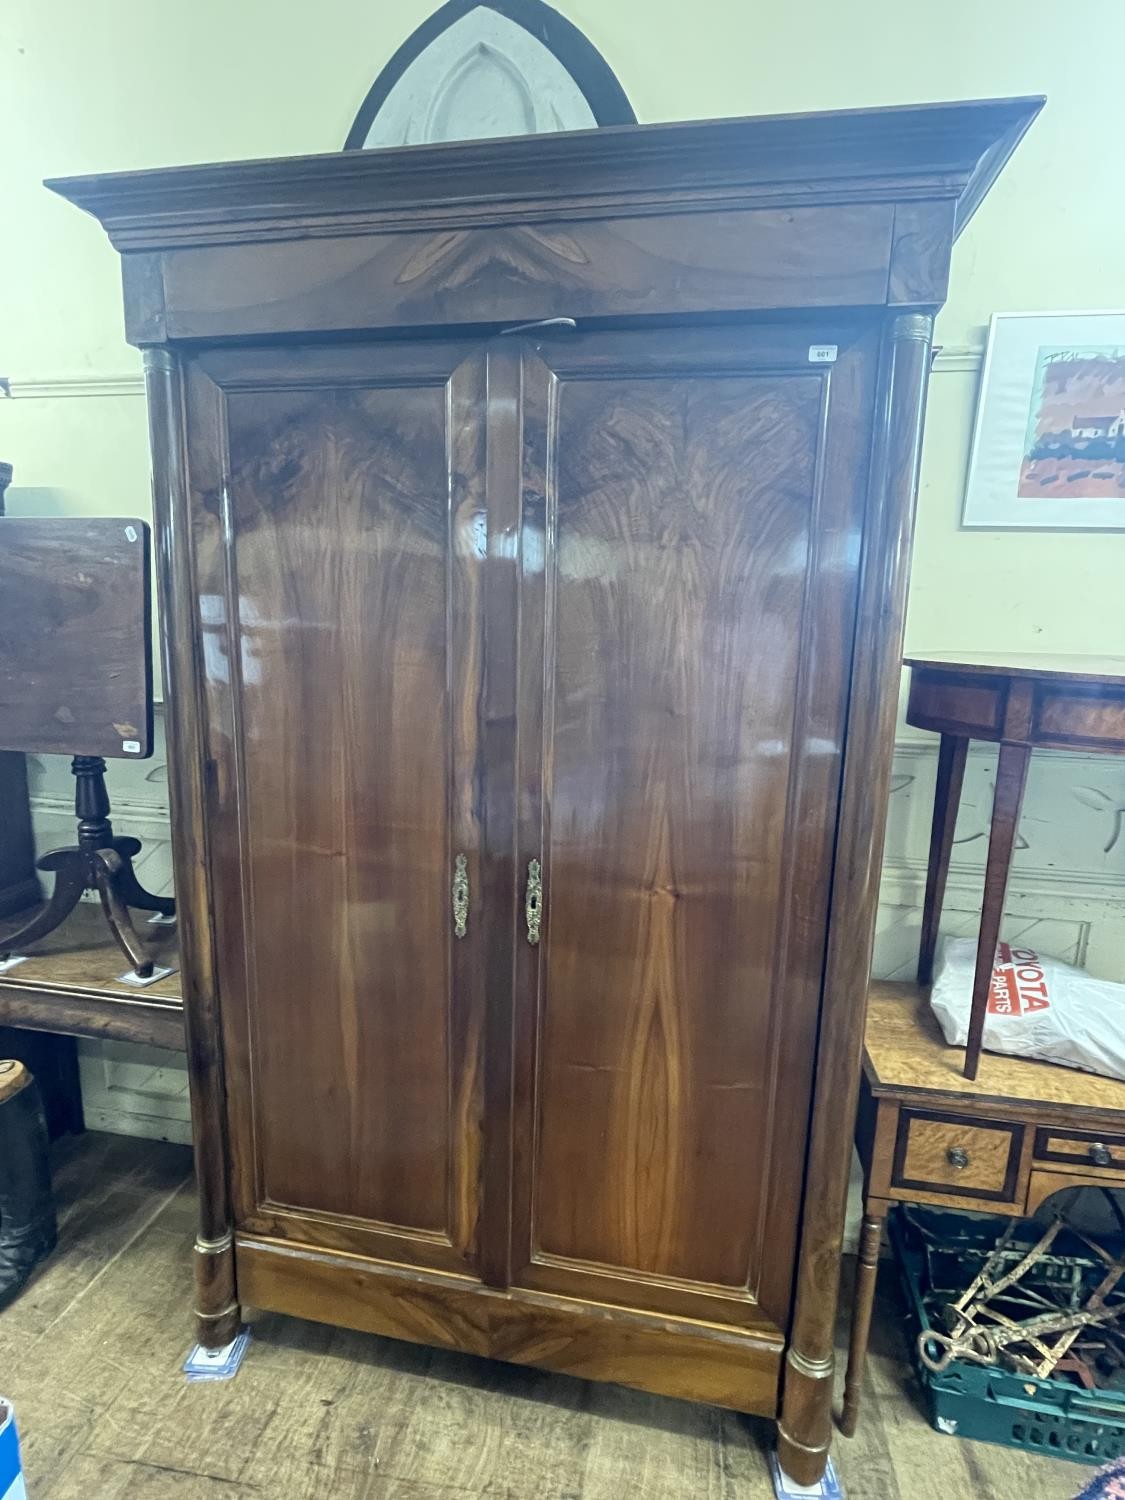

{"left": 915, "top": 1208, "right": 1125, "bottom": 1384}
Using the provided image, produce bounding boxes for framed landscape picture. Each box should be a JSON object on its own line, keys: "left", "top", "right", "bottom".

{"left": 963, "top": 310, "right": 1125, "bottom": 529}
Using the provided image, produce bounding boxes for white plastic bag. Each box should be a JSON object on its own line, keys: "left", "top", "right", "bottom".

{"left": 930, "top": 937, "right": 1125, "bottom": 1083}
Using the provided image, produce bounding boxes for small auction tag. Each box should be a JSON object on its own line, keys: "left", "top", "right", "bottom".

{"left": 182, "top": 1329, "right": 252, "bottom": 1383}
{"left": 769, "top": 1452, "right": 844, "bottom": 1498}
{"left": 117, "top": 964, "right": 177, "bottom": 987}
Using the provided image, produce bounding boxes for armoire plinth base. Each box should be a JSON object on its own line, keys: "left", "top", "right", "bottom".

{"left": 235, "top": 1234, "right": 783, "bottom": 1418}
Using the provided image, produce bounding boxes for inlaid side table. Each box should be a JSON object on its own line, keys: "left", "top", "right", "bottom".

{"left": 907, "top": 652, "right": 1125, "bottom": 1080}
{"left": 842, "top": 982, "right": 1125, "bottom": 1438}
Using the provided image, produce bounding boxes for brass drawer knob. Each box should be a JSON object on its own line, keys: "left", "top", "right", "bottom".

{"left": 1090, "top": 1142, "right": 1113, "bottom": 1167}
{"left": 947, "top": 1146, "right": 970, "bottom": 1170}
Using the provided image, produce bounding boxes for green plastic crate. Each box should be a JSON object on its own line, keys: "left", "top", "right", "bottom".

{"left": 888, "top": 1205, "right": 1125, "bottom": 1466}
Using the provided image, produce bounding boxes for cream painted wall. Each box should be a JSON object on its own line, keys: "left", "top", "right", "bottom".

{"left": 3, "top": 0, "right": 1123, "bottom": 668}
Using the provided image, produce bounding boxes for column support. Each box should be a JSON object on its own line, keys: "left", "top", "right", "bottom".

{"left": 777, "top": 311, "right": 934, "bottom": 1485}
{"left": 144, "top": 346, "right": 241, "bottom": 1348}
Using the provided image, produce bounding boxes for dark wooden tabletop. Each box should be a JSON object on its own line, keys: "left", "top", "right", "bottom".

{"left": 905, "top": 652, "right": 1125, "bottom": 686}
{"left": 0, "top": 517, "right": 154, "bottom": 758}
{"left": 864, "top": 981, "right": 1125, "bottom": 1117}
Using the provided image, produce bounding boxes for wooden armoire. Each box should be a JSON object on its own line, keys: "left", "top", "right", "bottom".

{"left": 52, "top": 97, "right": 1040, "bottom": 1481}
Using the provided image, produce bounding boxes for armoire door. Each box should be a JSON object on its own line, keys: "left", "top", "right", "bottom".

{"left": 503, "top": 324, "right": 880, "bottom": 1340}
{"left": 184, "top": 342, "right": 489, "bottom": 1279}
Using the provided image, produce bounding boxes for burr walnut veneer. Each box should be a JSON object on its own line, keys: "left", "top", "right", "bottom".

{"left": 50, "top": 99, "right": 1040, "bottom": 1483}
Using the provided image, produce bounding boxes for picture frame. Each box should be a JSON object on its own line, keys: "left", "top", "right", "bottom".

{"left": 962, "top": 310, "right": 1125, "bottom": 530}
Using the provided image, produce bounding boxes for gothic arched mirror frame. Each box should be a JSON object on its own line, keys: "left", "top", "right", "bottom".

{"left": 344, "top": 0, "right": 636, "bottom": 150}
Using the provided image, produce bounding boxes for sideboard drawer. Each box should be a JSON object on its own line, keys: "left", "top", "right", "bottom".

{"left": 892, "top": 1110, "right": 1024, "bottom": 1201}
{"left": 1034, "top": 1127, "right": 1125, "bottom": 1171}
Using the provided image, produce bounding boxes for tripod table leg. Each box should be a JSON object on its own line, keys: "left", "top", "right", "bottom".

{"left": 0, "top": 855, "right": 86, "bottom": 959}
{"left": 111, "top": 855, "right": 176, "bottom": 918}
{"left": 93, "top": 850, "right": 155, "bottom": 978}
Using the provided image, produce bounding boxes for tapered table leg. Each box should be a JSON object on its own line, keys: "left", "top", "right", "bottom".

{"left": 840, "top": 1203, "right": 887, "bottom": 1437}
{"left": 918, "top": 734, "right": 968, "bottom": 986}
{"left": 964, "top": 742, "right": 1031, "bottom": 1080}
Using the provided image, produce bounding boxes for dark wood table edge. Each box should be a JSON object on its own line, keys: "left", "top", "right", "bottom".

{"left": 863, "top": 1067, "right": 1125, "bottom": 1129}
{"left": 903, "top": 655, "right": 1125, "bottom": 687}
{"left": 0, "top": 976, "right": 186, "bottom": 1051}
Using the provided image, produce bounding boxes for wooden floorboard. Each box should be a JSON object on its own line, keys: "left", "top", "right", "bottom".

{"left": 0, "top": 1134, "right": 1082, "bottom": 1498}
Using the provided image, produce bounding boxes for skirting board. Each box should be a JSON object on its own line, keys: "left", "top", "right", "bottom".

{"left": 76, "top": 1040, "right": 192, "bottom": 1147}
{"left": 79, "top": 1104, "right": 192, "bottom": 1146}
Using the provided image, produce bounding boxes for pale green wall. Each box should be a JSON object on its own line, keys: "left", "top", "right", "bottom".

{"left": 2, "top": 0, "right": 1124, "bottom": 671}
